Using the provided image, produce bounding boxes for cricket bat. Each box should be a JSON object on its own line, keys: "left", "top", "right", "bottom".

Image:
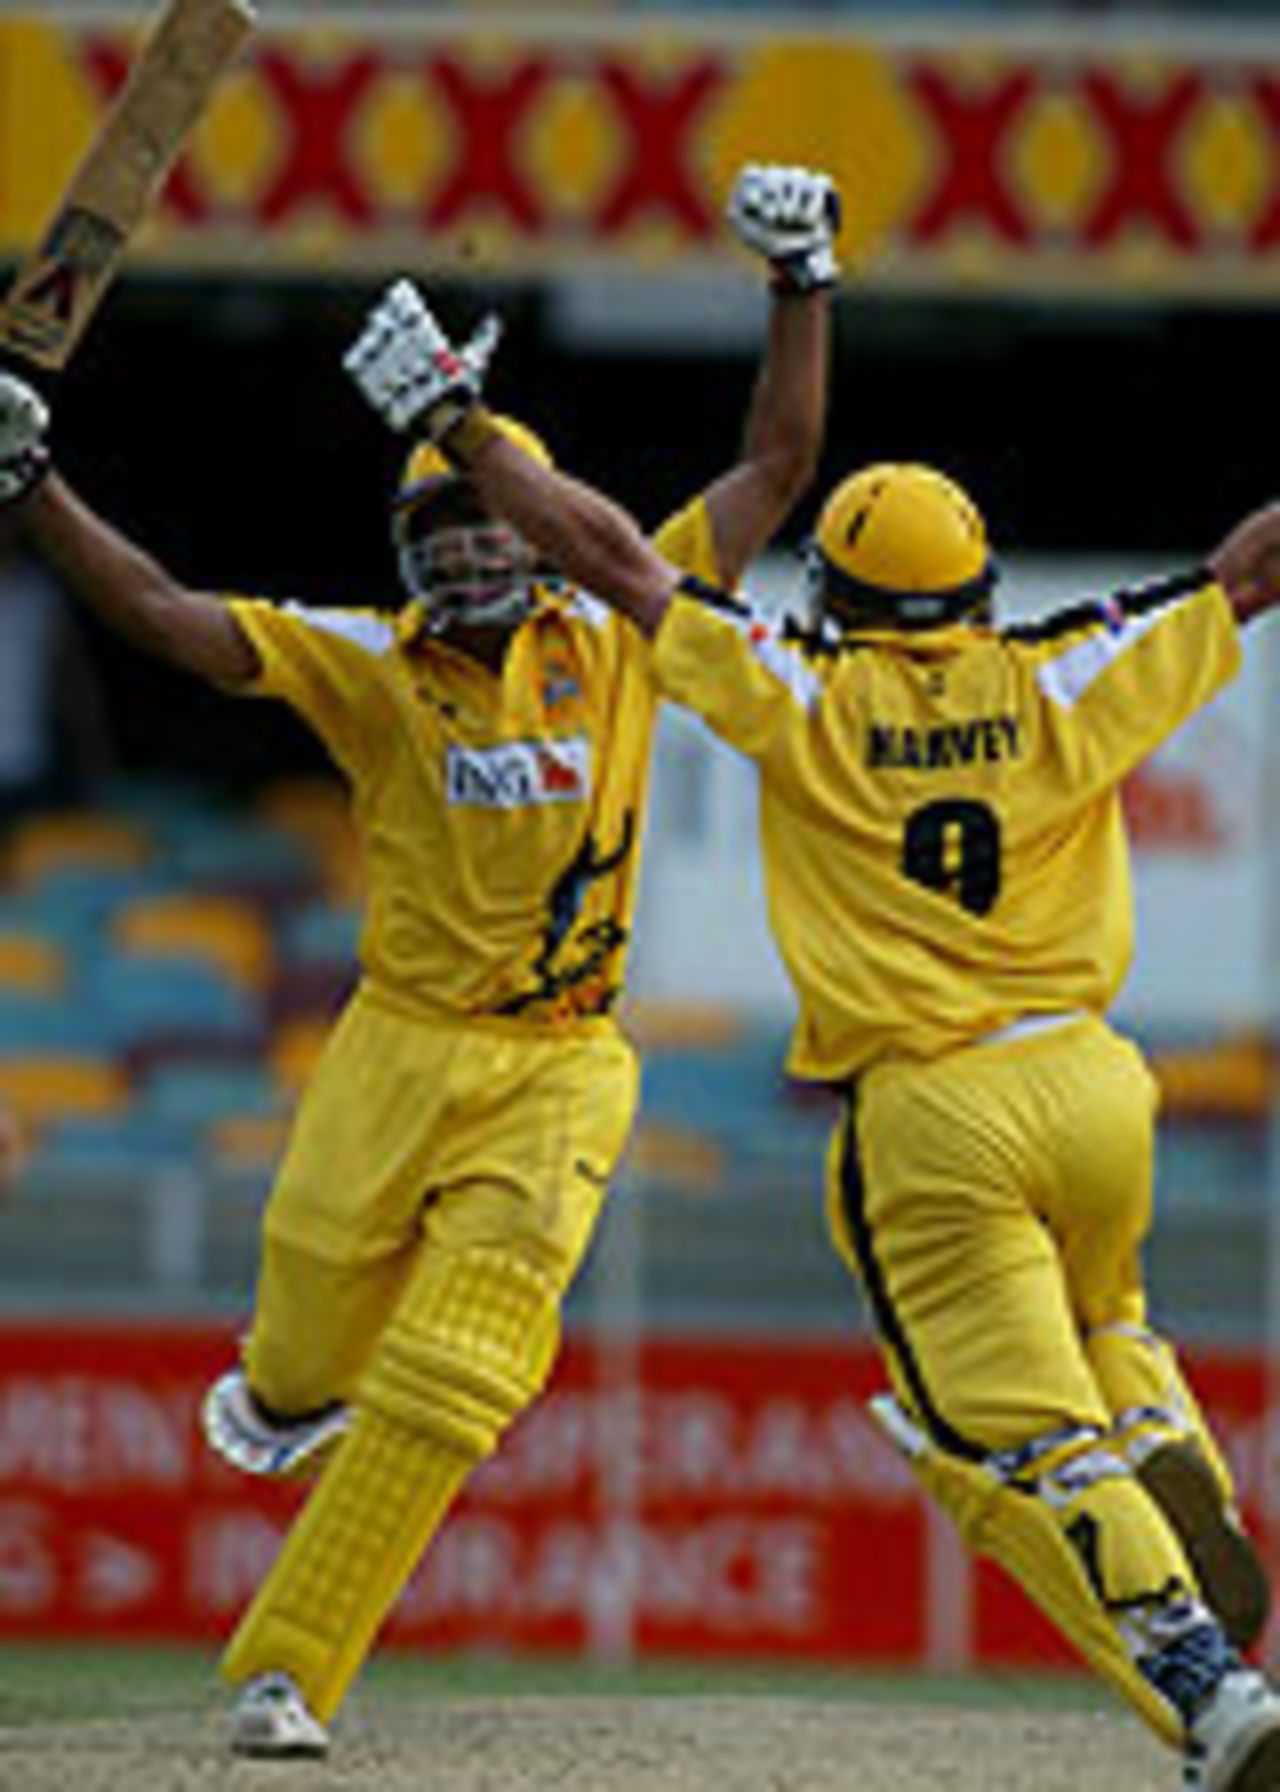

{"left": 0, "top": 0, "right": 255, "bottom": 372}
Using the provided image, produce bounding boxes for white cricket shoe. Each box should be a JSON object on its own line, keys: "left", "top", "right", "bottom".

{"left": 202, "top": 1368, "right": 350, "bottom": 1479}
{"left": 1184, "top": 1668, "right": 1280, "bottom": 1791}
{"left": 230, "top": 1672, "right": 330, "bottom": 1759}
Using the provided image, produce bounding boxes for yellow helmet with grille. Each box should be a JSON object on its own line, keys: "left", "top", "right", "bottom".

{"left": 808, "top": 463, "right": 997, "bottom": 631}
{"left": 392, "top": 415, "right": 553, "bottom": 518}
{"left": 390, "top": 415, "right": 554, "bottom": 631}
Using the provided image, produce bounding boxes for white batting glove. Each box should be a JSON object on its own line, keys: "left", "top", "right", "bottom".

{"left": 0, "top": 372, "right": 51, "bottom": 507}
{"left": 726, "top": 163, "right": 842, "bottom": 294}
{"left": 457, "top": 311, "right": 503, "bottom": 389}
{"left": 343, "top": 279, "right": 497, "bottom": 439}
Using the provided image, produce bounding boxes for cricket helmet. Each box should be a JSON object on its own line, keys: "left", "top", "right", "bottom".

{"left": 391, "top": 415, "right": 553, "bottom": 632}
{"left": 807, "top": 463, "right": 997, "bottom": 631}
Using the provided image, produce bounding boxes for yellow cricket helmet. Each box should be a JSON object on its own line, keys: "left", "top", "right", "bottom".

{"left": 391, "top": 414, "right": 554, "bottom": 631}
{"left": 808, "top": 463, "right": 997, "bottom": 631}
{"left": 392, "top": 414, "right": 553, "bottom": 518}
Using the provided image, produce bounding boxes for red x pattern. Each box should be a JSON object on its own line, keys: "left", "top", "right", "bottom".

{"left": 76, "top": 36, "right": 1280, "bottom": 265}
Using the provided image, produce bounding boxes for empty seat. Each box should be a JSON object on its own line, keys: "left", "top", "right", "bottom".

{"left": 112, "top": 891, "right": 275, "bottom": 992}
{"left": 256, "top": 775, "right": 362, "bottom": 901}
{"left": 0, "top": 930, "right": 66, "bottom": 996}
{"left": 4, "top": 811, "right": 151, "bottom": 885}
{"left": 278, "top": 900, "right": 361, "bottom": 977}
{"left": 84, "top": 955, "right": 262, "bottom": 1050}
{"left": 0, "top": 1053, "right": 129, "bottom": 1129}
{"left": 138, "top": 1059, "right": 282, "bottom": 1125}
{"left": 269, "top": 1013, "right": 331, "bottom": 1095}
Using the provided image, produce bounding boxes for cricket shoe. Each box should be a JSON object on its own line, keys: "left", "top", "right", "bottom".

{"left": 230, "top": 1673, "right": 330, "bottom": 1759}
{"left": 1138, "top": 1440, "right": 1271, "bottom": 1652}
{"left": 1184, "top": 1668, "right": 1280, "bottom": 1791}
{"left": 201, "top": 1368, "right": 350, "bottom": 1480}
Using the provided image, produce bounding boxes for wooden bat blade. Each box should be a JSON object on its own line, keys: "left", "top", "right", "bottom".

{"left": 0, "top": 0, "right": 255, "bottom": 371}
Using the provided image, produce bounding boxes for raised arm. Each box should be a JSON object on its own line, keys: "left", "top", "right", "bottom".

{"left": 698, "top": 164, "right": 837, "bottom": 587}
{"left": 0, "top": 377, "right": 259, "bottom": 688}
{"left": 344, "top": 281, "right": 682, "bottom": 639}
{"left": 466, "top": 425, "right": 680, "bottom": 639}
{"left": 1208, "top": 500, "right": 1280, "bottom": 625}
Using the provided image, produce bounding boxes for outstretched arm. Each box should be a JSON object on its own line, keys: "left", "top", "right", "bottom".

{"left": 1208, "top": 501, "right": 1280, "bottom": 625}
{"left": 0, "top": 376, "right": 259, "bottom": 687}
{"left": 465, "top": 422, "right": 681, "bottom": 639}
{"left": 0, "top": 1100, "right": 23, "bottom": 1202}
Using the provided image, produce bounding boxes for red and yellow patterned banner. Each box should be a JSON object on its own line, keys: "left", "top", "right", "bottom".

{"left": 3, "top": 12, "right": 1280, "bottom": 297}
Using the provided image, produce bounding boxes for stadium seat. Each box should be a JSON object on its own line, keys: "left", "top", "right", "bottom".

{"left": 83, "top": 954, "right": 263, "bottom": 1052}
{"left": 206, "top": 1111, "right": 292, "bottom": 1171}
{"left": 112, "top": 891, "right": 275, "bottom": 992}
{"left": 624, "top": 999, "right": 742, "bottom": 1050}
{"left": 0, "top": 930, "right": 66, "bottom": 996}
{"left": 269, "top": 1013, "right": 331, "bottom": 1095}
{"left": 279, "top": 898, "right": 361, "bottom": 969}
{"left": 137, "top": 1058, "right": 283, "bottom": 1126}
{"left": 3, "top": 810, "right": 151, "bottom": 885}
{"left": 165, "top": 820, "right": 316, "bottom": 900}
{"left": 0, "top": 997, "right": 120, "bottom": 1054}
{"left": 0, "top": 1053, "right": 130, "bottom": 1129}
{"left": 256, "top": 776, "right": 362, "bottom": 902}
{"left": 1149, "top": 1030, "right": 1270, "bottom": 1121}
{"left": 39, "top": 1110, "right": 196, "bottom": 1167}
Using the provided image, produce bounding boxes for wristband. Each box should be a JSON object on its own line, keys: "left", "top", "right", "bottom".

{"left": 0, "top": 444, "right": 51, "bottom": 511}
{"left": 438, "top": 400, "right": 503, "bottom": 469}
{"left": 770, "top": 247, "right": 839, "bottom": 296}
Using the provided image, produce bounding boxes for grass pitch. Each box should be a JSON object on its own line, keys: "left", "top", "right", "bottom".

{"left": 0, "top": 1647, "right": 1165, "bottom": 1792}
{"left": 0, "top": 1640, "right": 1109, "bottom": 1726}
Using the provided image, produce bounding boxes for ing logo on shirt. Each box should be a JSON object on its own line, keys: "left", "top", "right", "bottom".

{"left": 446, "top": 737, "right": 591, "bottom": 808}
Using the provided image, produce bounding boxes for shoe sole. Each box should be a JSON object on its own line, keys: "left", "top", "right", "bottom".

{"left": 1138, "top": 1441, "right": 1271, "bottom": 1652}
{"left": 1219, "top": 1723, "right": 1280, "bottom": 1792}
{"left": 231, "top": 1715, "right": 329, "bottom": 1759}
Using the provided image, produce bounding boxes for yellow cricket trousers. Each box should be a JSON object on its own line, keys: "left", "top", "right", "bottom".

{"left": 243, "top": 980, "right": 640, "bottom": 1417}
{"left": 825, "top": 1013, "right": 1238, "bottom": 1745}
{"left": 828, "top": 1014, "right": 1164, "bottom": 1447}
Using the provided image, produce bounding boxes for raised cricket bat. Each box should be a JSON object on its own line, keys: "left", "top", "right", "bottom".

{"left": 0, "top": 0, "right": 255, "bottom": 372}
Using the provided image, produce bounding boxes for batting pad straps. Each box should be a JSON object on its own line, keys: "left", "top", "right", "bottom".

{"left": 869, "top": 1393, "right": 1202, "bottom": 1746}
{"left": 361, "top": 1242, "right": 562, "bottom": 1459}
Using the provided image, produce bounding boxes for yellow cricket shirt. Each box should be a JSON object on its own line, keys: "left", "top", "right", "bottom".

{"left": 227, "top": 501, "right": 717, "bottom": 1027}
{"left": 652, "top": 573, "right": 1242, "bottom": 1079}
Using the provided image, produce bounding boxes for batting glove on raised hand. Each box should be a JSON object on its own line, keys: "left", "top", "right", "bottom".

{"left": 0, "top": 372, "right": 51, "bottom": 508}
{"left": 343, "top": 278, "right": 500, "bottom": 439}
{"left": 726, "top": 162, "right": 842, "bottom": 294}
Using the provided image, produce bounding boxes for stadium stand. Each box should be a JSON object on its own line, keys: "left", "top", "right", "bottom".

{"left": 0, "top": 772, "right": 1266, "bottom": 1345}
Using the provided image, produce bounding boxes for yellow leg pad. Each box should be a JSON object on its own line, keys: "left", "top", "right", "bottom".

{"left": 221, "top": 1408, "right": 472, "bottom": 1722}
{"left": 909, "top": 1439, "right": 1188, "bottom": 1747}
{"left": 360, "top": 1243, "right": 562, "bottom": 1458}
{"left": 1086, "top": 1322, "right": 1234, "bottom": 1496}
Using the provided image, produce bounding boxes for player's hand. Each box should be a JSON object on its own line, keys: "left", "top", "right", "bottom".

{"left": 343, "top": 280, "right": 497, "bottom": 439}
{"left": 0, "top": 1100, "right": 25, "bottom": 1202}
{"left": 0, "top": 372, "right": 51, "bottom": 508}
{"left": 456, "top": 311, "right": 503, "bottom": 390}
{"left": 726, "top": 163, "right": 842, "bottom": 294}
{"left": 1209, "top": 500, "right": 1280, "bottom": 623}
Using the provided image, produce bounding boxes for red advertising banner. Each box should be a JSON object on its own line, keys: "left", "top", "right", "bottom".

{"left": 7, "top": 15, "right": 1280, "bottom": 297}
{"left": 0, "top": 1322, "right": 1271, "bottom": 1666}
